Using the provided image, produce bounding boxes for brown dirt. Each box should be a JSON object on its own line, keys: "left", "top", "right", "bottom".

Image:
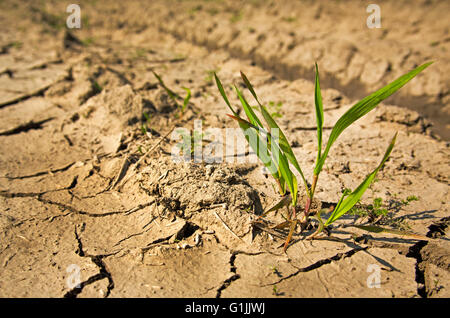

{"left": 0, "top": 0, "right": 448, "bottom": 298}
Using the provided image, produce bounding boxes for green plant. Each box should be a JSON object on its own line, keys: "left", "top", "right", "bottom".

{"left": 272, "top": 285, "right": 279, "bottom": 296}
{"left": 141, "top": 112, "right": 151, "bottom": 135}
{"left": 230, "top": 10, "right": 243, "bottom": 23}
{"left": 268, "top": 101, "right": 283, "bottom": 118}
{"left": 152, "top": 71, "right": 191, "bottom": 117}
{"left": 282, "top": 16, "right": 297, "bottom": 23}
{"left": 350, "top": 194, "right": 419, "bottom": 220}
{"left": 270, "top": 265, "right": 278, "bottom": 274}
{"left": 252, "top": 101, "right": 283, "bottom": 118}
{"left": 8, "top": 41, "right": 23, "bottom": 49}
{"left": 214, "top": 61, "right": 432, "bottom": 251}
{"left": 205, "top": 69, "right": 218, "bottom": 83}
{"left": 175, "top": 129, "right": 206, "bottom": 157}
{"left": 92, "top": 80, "right": 102, "bottom": 93}
{"left": 134, "top": 48, "right": 147, "bottom": 59}
{"left": 349, "top": 197, "right": 388, "bottom": 218}
{"left": 81, "top": 37, "right": 95, "bottom": 46}
{"left": 403, "top": 195, "right": 419, "bottom": 205}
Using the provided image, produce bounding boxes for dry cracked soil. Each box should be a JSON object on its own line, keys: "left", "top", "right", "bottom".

{"left": 0, "top": 0, "right": 449, "bottom": 298}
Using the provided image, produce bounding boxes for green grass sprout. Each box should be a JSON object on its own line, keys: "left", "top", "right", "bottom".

{"left": 141, "top": 112, "right": 152, "bottom": 135}
{"left": 215, "top": 61, "right": 433, "bottom": 251}
{"left": 152, "top": 71, "right": 192, "bottom": 117}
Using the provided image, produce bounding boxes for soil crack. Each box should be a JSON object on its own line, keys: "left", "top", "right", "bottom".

{"left": 0, "top": 118, "right": 55, "bottom": 136}
{"left": 64, "top": 227, "right": 115, "bottom": 298}
{"left": 405, "top": 241, "right": 428, "bottom": 298}
{"left": 215, "top": 250, "right": 267, "bottom": 298}
{"left": 216, "top": 251, "right": 240, "bottom": 298}
{"left": 36, "top": 195, "right": 155, "bottom": 218}
{"left": 0, "top": 162, "right": 76, "bottom": 180}
{"left": 262, "top": 247, "right": 367, "bottom": 287}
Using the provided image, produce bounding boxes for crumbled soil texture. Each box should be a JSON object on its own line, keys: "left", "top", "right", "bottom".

{"left": 0, "top": 0, "right": 448, "bottom": 298}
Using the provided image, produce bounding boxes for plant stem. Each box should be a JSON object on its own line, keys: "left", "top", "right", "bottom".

{"left": 310, "top": 174, "right": 318, "bottom": 199}
{"left": 276, "top": 178, "right": 284, "bottom": 195}
{"left": 304, "top": 174, "right": 318, "bottom": 217}
{"left": 291, "top": 205, "right": 297, "bottom": 220}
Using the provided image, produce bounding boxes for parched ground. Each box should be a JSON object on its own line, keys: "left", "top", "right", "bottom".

{"left": 0, "top": 0, "right": 449, "bottom": 298}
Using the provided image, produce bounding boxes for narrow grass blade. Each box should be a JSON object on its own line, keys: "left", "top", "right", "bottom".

{"left": 283, "top": 219, "right": 298, "bottom": 252}
{"left": 268, "top": 129, "right": 298, "bottom": 205}
{"left": 315, "top": 62, "right": 432, "bottom": 175}
{"left": 240, "top": 71, "right": 309, "bottom": 195}
{"left": 214, "top": 73, "right": 237, "bottom": 115}
{"left": 259, "top": 102, "right": 308, "bottom": 195}
{"left": 352, "top": 225, "right": 430, "bottom": 240}
{"left": 227, "top": 111, "right": 297, "bottom": 205}
{"left": 182, "top": 87, "right": 191, "bottom": 112}
{"left": 260, "top": 194, "right": 292, "bottom": 217}
{"left": 277, "top": 170, "right": 287, "bottom": 195}
{"left": 331, "top": 188, "right": 351, "bottom": 215}
{"left": 226, "top": 114, "right": 279, "bottom": 177}
{"left": 152, "top": 71, "right": 180, "bottom": 101}
{"left": 226, "top": 114, "right": 259, "bottom": 130}
{"left": 240, "top": 71, "right": 260, "bottom": 104}
{"left": 234, "top": 84, "right": 263, "bottom": 128}
{"left": 325, "top": 133, "right": 397, "bottom": 226}
{"left": 307, "top": 209, "right": 324, "bottom": 239}
{"left": 314, "top": 63, "right": 324, "bottom": 161}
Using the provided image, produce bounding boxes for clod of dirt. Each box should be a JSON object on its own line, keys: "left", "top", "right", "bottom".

{"left": 133, "top": 158, "right": 261, "bottom": 244}
{"left": 62, "top": 84, "right": 144, "bottom": 155}
{"left": 139, "top": 158, "right": 259, "bottom": 218}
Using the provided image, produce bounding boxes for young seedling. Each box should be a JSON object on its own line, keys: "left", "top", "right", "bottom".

{"left": 272, "top": 285, "right": 279, "bottom": 296}
{"left": 91, "top": 80, "right": 102, "bottom": 93}
{"left": 267, "top": 101, "right": 283, "bottom": 119}
{"left": 215, "top": 61, "right": 433, "bottom": 251}
{"left": 349, "top": 197, "right": 388, "bottom": 219}
{"left": 205, "top": 70, "right": 217, "bottom": 84}
{"left": 141, "top": 112, "right": 151, "bottom": 135}
{"left": 175, "top": 128, "right": 209, "bottom": 160}
{"left": 152, "top": 71, "right": 191, "bottom": 117}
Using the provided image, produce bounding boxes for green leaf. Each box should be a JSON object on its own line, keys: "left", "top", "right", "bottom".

{"left": 266, "top": 125, "right": 298, "bottom": 205}
{"left": 240, "top": 71, "right": 260, "bottom": 104}
{"left": 283, "top": 219, "right": 298, "bottom": 252}
{"left": 308, "top": 209, "right": 324, "bottom": 239}
{"left": 182, "top": 87, "right": 191, "bottom": 112}
{"left": 314, "top": 62, "right": 432, "bottom": 175}
{"left": 227, "top": 112, "right": 297, "bottom": 204}
{"left": 314, "top": 63, "right": 324, "bottom": 161}
{"left": 325, "top": 133, "right": 397, "bottom": 226}
{"left": 332, "top": 188, "right": 352, "bottom": 215}
{"left": 214, "top": 73, "right": 237, "bottom": 115}
{"left": 240, "top": 71, "right": 309, "bottom": 196}
{"left": 259, "top": 102, "right": 308, "bottom": 196}
{"left": 152, "top": 71, "right": 180, "bottom": 101}
{"left": 260, "top": 194, "right": 292, "bottom": 217}
{"left": 226, "top": 114, "right": 279, "bottom": 178}
{"left": 234, "top": 84, "right": 263, "bottom": 128}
